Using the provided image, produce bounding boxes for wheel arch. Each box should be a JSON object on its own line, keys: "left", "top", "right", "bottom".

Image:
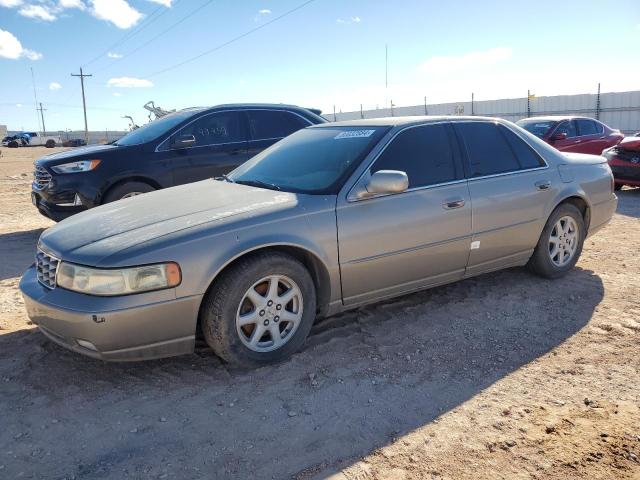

{"left": 197, "top": 244, "right": 333, "bottom": 332}
{"left": 99, "top": 176, "right": 162, "bottom": 204}
{"left": 553, "top": 194, "right": 591, "bottom": 232}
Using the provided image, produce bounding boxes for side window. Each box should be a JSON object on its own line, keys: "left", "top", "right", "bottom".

{"left": 248, "top": 110, "right": 309, "bottom": 141}
{"left": 178, "top": 111, "right": 245, "bottom": 147}
{"left": 498, "top": 125, "right": 546, "bottom": 169}
{"left": 577, "top": 119, "right": 598, "bottom": 136}
{"left": 371, "top": 124, "right": 458, "bottom": 188}
{"left": 457, "top": 122, "right": 520, "bottom": 177}
{"left": 556, "top": 121, "right": 577, "bottom": 138}
{"left": 593, "top": 121, "right": 604, "bottom": 134}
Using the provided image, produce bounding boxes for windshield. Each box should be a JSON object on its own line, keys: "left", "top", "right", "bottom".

{"left": 115, "top": 110, "right": 200, "bottom": 146}
{"left": 228, "top": 126, "right": 388, "bottom": 194}
{"left": 516, "top": 119, "right": 557, "bottom": 138}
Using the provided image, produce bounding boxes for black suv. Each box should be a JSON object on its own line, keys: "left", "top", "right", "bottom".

{"left": 32, "top": 104, "right": 326, "bottom": 221}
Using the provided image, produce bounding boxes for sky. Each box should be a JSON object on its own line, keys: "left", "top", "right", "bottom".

{"left": 0, "top": 0, "right": 639, "bottom": 132}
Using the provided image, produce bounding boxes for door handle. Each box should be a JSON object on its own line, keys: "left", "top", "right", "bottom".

{"left": 443, "top": 198, "right": 465, "bottom": 209}
{"left": 535, "top": 180, "right": 551, "bottom": 191}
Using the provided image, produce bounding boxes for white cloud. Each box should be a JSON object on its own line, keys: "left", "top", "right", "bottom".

{"left": 258, "top": 8, "right": 271, "bottom": 14}
{"left": 112, "top": 92, "right": 122, "bottom": 97}
{"left": 19, "top": 4, "right": 56, "bottom": 21}
{"left": 336, "top": 16, "right": 361, "bottom": 24}
{"left": 16, "top": 103, "right": 23, "bottom": 107}
{"left": 0, "top": 29, "right": 42, "bottom": 60}
{"left": 107, "top": 76, "right": 153, "bottom": 88}
{"left": 146, "top": 0, "right": 171, "bottom": 6}
{"left": 0, "top": 0, "right": 22, "bottom": 7}
{"left": 59, "top": 0, "right": 86, "bottom": 9}
{"left": 107, "top": 51, "right": 123, "bottom": 58}
{"left": 90, "top": 0, "right": 142, "bottom": 29}
{"left": 419, "top": 47, "right": 513, "bottom": 74}
{"left": 49, "top": 82, "right": 62, "bottom": 90}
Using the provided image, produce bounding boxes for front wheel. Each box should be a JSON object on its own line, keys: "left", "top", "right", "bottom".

{"left": 527, "top": 203, "right": 585, "bottom": 279}
{"left": 201, "top": 252, "right": 316, "bottom": 367}
{"left": 45, "top": 140, "right": 56, "bottom": 148}
{"left": 102, "top": 181, "right": 155, "bottom": 203}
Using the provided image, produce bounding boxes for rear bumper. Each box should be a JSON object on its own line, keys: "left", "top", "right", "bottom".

{"left": 20, "top": 265, "right": 202, "bottom": 361}
{"left": 587, "top": 195, "right": 618, "bottom": 238}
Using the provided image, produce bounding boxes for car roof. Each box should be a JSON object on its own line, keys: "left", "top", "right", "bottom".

{"left": 518, "top": 115, "right": 594, "bottom": 122}
{"left": 311, "top": 115, "right": 502, "bottom": 128}
{"left": 182, "top": 103, "right": 318, "bottom": 113}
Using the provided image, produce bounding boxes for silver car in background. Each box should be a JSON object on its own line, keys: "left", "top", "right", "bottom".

{"left": 20, "top": 116, "right": 617, "bottom": 366}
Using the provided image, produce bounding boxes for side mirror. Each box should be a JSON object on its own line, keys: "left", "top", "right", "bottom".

{"left": 172, "top": 134, "right": 196, "bottom": 148}
{"left": 362, "top": 170, "right": 409, "bottom": 197}
{"left": 551, "top": 132, "right": 567, "bottom": 141}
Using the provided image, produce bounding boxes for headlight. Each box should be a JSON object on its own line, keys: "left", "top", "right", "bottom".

{"left": 51, "top": 160, "right": 101, "bottom": 174}
{"left": 57, "top": 262, "right": 181, "bottom": 296}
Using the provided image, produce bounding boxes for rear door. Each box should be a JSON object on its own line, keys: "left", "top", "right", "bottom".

{"left": 246, "top": 109, "right": 312, "bottom": 158}
{"left": 455, "top": 121, "right": 557, "bottom": 276}
{"left": 336, "top": 123, "right": 471, "bottom": 306}
{"left": 575, "top": 119, "right": 601, "bottom": 154}
{"left": 164, "top": 110, "right": 249, "bottom": 185}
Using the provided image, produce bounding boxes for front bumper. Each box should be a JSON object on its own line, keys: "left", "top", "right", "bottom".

{"left": 31, "top": 191, "right": 86, "bottom": 222}
{"left": 608, "top": 157, "right": 640, "bottom": 186}
{"left": 20, "top": 265, "right": 203, "bottom": 361}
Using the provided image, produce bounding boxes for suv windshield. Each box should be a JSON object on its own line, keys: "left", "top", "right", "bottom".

{"left": 114, "top": 109, "right": 201, "bottom": 146}
{"left": 516, "top": 119, "right": 557, "bottom": 138}
{"left": 228, "top": 126, "right": 388, "bottom": 194}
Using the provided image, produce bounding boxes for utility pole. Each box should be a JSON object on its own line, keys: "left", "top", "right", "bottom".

{"left": 596, "top": 82, "right": 601, "bottom": 120}
{"left": 71, "top": 67, "right": 92, "bottom": 144}
{"left": 471, "top": 93, "right": 474, "bottom": 116}
{"left": 37, "top": 103, "right": 47, "bottom": 134}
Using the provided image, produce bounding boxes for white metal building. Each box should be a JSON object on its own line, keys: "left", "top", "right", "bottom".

{"left": 326, "top": 90, "right": 640, "bottom": 134}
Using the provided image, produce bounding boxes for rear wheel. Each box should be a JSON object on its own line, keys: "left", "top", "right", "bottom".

{"left": 45, "top": 140, "right": 55, "bottom": 148}
{"left": 527, "top": 203, "right": 585, "bottom": 279}
{"left": 102, "top": 181, "right": 155, "bottom": 203}
{"left": 8, "top": 140, "right": 18, "bottom": 148}
{"left": 201, "top": 251, "right": 316, "bottom": 367}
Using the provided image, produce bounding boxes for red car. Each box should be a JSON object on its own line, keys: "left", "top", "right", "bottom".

{"left": 602, "top": 136, "right": 640, "bottom": 190}
{"left": 516, "top": 116, "right": 624, "bottom": 155}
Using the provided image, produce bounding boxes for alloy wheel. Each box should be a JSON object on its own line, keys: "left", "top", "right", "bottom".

{"left": 548, "top": 215, "right": 579, "bottom": 267}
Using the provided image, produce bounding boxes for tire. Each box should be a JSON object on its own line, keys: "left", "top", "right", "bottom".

{"left": 201, "top": 251, "right": 317, "bottom": 367}
{"left": 102, "top": 181, "right": 155, "bottom": 203}
{"left": 527, "top": 203, "right": 586, "bottom": 279}
{"left": 8, "top": 140, "right": 18, "bottom": 148}
{"left": 45, "top": 140, "right": 55, "bottom": 148}
{"left": 614, "top": 183, "right": 623, "bottom": 191}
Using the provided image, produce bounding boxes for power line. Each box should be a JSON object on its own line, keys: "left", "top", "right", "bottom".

{"left": 92, "top": 0, "right": 214, "bottom": 76}
{"left": 82, "top": 3, "right": 170, "bottom": 68}
{"left": 146, "top": 0, "right": 316, "bottom": 79}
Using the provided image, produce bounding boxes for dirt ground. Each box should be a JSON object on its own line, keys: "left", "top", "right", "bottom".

{"left": 0, "top": 146, "right": 638, "bottom": 480}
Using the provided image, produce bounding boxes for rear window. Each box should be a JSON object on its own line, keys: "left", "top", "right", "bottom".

{"left": 577, "top": 119, "right": 598, "bottom": 136}
{"left": 248, "top": 110, "right": 310, "bottom": 140}
{"left": 498, "top": 125, "right": 546, "bottom": 169}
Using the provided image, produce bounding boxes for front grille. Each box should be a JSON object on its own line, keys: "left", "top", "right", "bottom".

{"left": 613, "top": 147, "right": 640, "bottom": 164}
{"left": 36, "top": 249, "right": 60, "bottom": 289}
{"left": 33, "top": 165, "right": 52, "bottom": 189}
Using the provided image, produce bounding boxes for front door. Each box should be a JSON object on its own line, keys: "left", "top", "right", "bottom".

{"left": 551, "top": 120, "right": 583, "bottom": 152}
{"left": 165, "top": 110, "right": 249, "bottom": 185}
{"left": 337, "top": 123, "right": 471, "bottom": 306}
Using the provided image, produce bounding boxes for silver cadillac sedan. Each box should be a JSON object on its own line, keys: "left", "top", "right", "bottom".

{"left": 20, "top": 117, "right": 617, "bottom": 366}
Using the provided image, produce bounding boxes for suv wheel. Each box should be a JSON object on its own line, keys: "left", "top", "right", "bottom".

{"left": 527, "top": 203, "right": 585, "bottom": 279}
{"left": 102, "top": 182, "right": 155, "bottom": 203}
{"left": 45, "top": 140, "right": 56, "bottom": 148}
{"left": 201, "top": 251, "right": 316, "bottom": 367}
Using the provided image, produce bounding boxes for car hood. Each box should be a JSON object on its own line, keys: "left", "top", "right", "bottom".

{"left": 38, "top": 144, "right": 122, "bottom": 164}
{"left": 617, "top": 137, "right": 640, "bottom": 151}
{"left": 39, "top": 180, "right": 298, "bottom": 264}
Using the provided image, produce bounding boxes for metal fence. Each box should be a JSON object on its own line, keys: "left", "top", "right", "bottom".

{"left": 326, "top": 90, "right": 640, "bottom": 134}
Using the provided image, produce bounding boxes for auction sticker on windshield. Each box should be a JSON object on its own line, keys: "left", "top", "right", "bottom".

{"left": 334, "top": 129, "right": 376, "bottom": 139}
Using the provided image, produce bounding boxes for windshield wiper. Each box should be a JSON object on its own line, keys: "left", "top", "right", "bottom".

{"left": 235, "top": 179, "right": 281, "bottom": 191}
{"left": 216, "top": 173, "right": 235, "bottom": 183}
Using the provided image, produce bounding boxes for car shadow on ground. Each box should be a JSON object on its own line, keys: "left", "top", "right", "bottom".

{"left": 0, "top": 266, "right": 604, "bottom": 479}
{"left": 0, "top": 228, "right": 43, "bottom": 281}
{"left": 616, "top": 186, "right": 640, "bottom": 219}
